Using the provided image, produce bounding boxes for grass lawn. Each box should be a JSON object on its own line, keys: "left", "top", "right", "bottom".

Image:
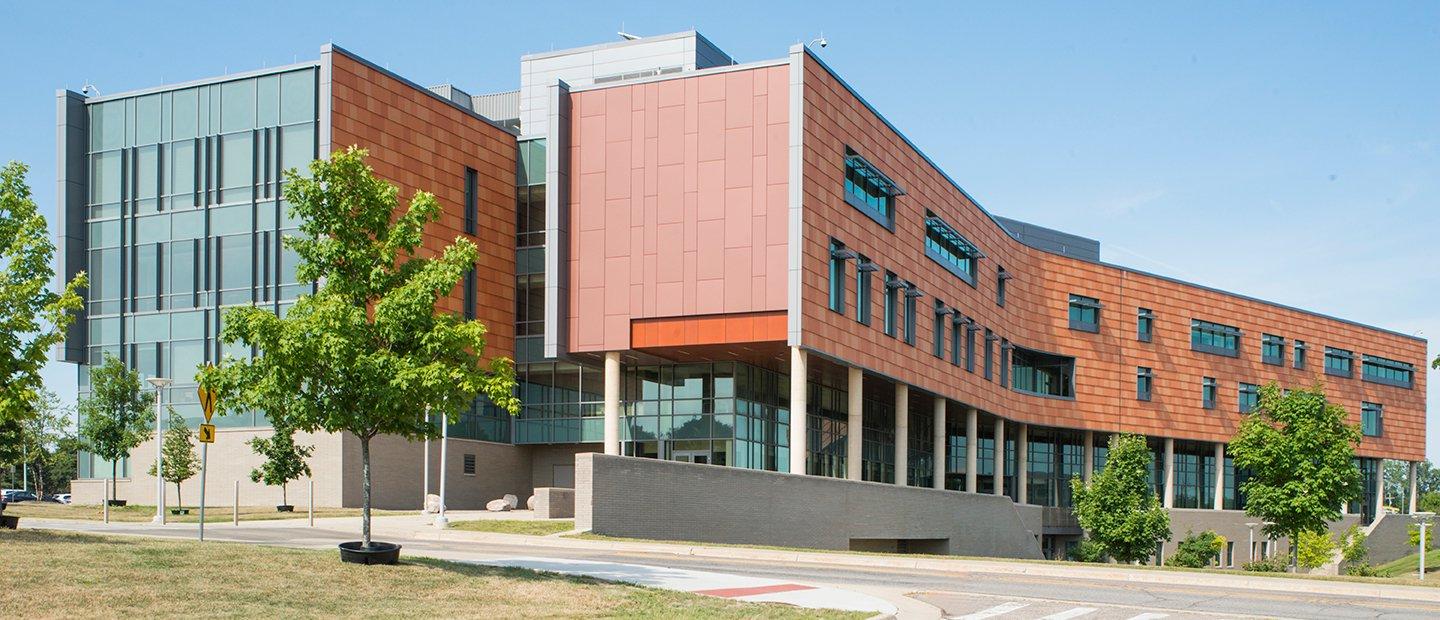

{"left": 1372, "top": 548, "right": 1440, "bottom": 578}
{"left": 0, "top": 529, "right": 863, "bottom": 619}
{"left": 4, "top": 502, "right": 408, "bottom": 523}
{"left": 449, "top": 519, "right": 576, "bottom": 536}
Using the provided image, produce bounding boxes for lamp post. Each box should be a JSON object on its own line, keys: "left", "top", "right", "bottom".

{"left": 1416, "top": 512, "right": 1435, "bottom": 581}
{"left": 433, "top": 411, "right": 449, "bottom": 529}
{"left": 146, "top": 377, "right": 172, "bottom": 525}
{"left": 1245, "top": 522, "right": 1259, "bottom": 563}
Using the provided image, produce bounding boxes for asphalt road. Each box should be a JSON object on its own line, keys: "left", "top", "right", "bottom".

{"left": 27, "top": 518, "right": 1440, "bottom": 619}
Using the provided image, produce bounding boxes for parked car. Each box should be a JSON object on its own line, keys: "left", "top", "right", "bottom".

{"left": 53, "top": 493, "right": 72, "bottom": 504}
{"left": 3, "top": 491, "right": 37, "bottom": 502}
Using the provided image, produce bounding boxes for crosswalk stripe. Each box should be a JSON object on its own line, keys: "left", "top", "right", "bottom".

{"left": 1038, "top": 608, "right": 1097, "bottom": 620}
{"left": 952, "top": 601, "right": 1030, "bottom": 619}
{"left": 1125, "top": 614, "right": 1170, "bottom": 620}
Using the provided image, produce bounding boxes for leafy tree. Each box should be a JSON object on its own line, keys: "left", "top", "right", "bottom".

{"left": 1168, "top": 530, "right": 1225, "bottom": 568}
{"left": 1408, "top": 524, "right": 1435, "bottom": 550}
{"left": 1420, "top": 491, "right": 1440, "bottom": 514}
{"left": 0, "top": 389, "right": 74, "bottom": 497}
{"left": 1384, "top": 459, "right": 1440, "bottom": 510}
{"left": 1069, "top": 538, "right": 1107, "bottom": 563}
{"left": 77, "top": 354, "right": 151, "bottom": 503}
{"left": 146, "top": 408, "right": 198, "bottom": 508}
{"left": 1229, "top": 382, "right": 1361, "bottom": 570}
{"left": 1296, "top": 529, "right": 1337, "bottom": 570}
{"left": 246, "top": 425, "right": 314, "bottom": 507}
{"left": 203, "top": 148, "right": 519, "bottom": 548}
{"left": 1071, "top": 433, "right": 1172, "bottom": 564}
{"left": 0, "top": 162, "right": 86, "bottom": 426}
{"left": 1340, "top": 524, "right": 1368, "bottom": 565}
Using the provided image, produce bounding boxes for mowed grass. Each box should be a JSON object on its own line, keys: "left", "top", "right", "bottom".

{"left": 0, "top": 529, "right": 864, "bottom": 619}
{"left": 449, "top": 519, "right": 575, "bottom": 536}
{"left": 5, "top": 502, "right": 407, "bottom": 523}
{"left": 1373, "top": 548, "right": 1440, "bottom": 577}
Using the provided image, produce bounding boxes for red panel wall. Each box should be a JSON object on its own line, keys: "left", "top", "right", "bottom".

{"left": 566, "top": 64, "right": 790, "bottom": 353}
{"left": 797, "top": 53, "right": 1425, "bottom": 460}
{"left": 328, "top": 48, "right": 517, "bottom": 360}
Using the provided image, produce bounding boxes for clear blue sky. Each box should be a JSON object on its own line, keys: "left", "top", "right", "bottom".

{"left": 5, "top": 2, "right": 1436, "bottom": 457}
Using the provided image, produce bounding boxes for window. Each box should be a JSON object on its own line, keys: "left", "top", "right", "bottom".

{"left": 882, "top": 271, "right": 900, "bottom": 337}
{"left": 843, "top": 147, "right": 903, "bottom": 228}
{"left": 855, "top": 255, "right": 875, "bottom": 326}
{"left": 923, "top": 211, "right": 981, "bottom": 284}
{"left": 1362, "top": 355, "right": 1414, "bottom": 389}
{"left": 1361, "top": 402, "right": 1383, "bottom": 437}
{"left": 464, "top": 167, "right": 478, "bottom": 235}
{"left": 1294, "top": 340, "right": 1307, "bottom": 370}
{"left": 984, "top": 330, "right": 997, "bottom": 380}
{"left": 1011, "top": 346, "right": 1076, "bottom": 398}
{"left": 1202, "top": 377, "right": 1217, "bottom": 410}
{"left": 996, "top": 266, "right": 1010, "bottom": 307}
{"left": 1324, "top": 347, "right": 1353, "bottom": 378}
{"left": 828, "top": 239, "right": 850, "bottom": 314}
{"left": 932, "top": 301, "right": 948, "bottom": 358}
{"left": 463, "top": 453, "right": 476, "bottom": 475}
{"left": 999, "top": 339, "right": 1011, "bottom": 388}
{"left": 463, "top": 265, "right": 477, "bottom": 320}
{"left": 1137, "top": 308, "right": 1154, "bottom": 342}
{"left": 1136, "top": 367, "right": 1153, "bottom": 401}
{"left": 1068, "top": 295, "right": 1100, "bottom": 333}
{"left": 949, "top": 314, "right": 963, "bottom": 366}
{"left": 1191, "top": 319, "right": 1241, "bottom": 357}
{"left": 903, "top": 285, "right": 919, "bottom": 346}
{"left": 1238, "top": 383, "right": 1259, "bottom": 413}
{"left": 964, "top": 320, "right": 977, "bottom": 372}
{"left": 1261, "top": 334, "right": 1285, "bottom": 365}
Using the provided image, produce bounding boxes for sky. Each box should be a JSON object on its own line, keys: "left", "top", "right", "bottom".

{"left": 3, "top": 2, "right": 1437, "bottom": 456}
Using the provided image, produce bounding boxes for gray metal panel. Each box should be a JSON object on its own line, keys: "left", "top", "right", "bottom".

{"left": 470, "top": 90, "right": 520, "bottom": 123}
{"left": 54, "top": 90, "right": 88, "bottom": 364}
{"left": 318, "top": 46, "right": 334, "bottom": 159}
{"left": 426, "top": 84, "right": 474, "bottom": 111}
{"left": 786, "top": 44, "right": 805, "bottom": 346}
{"left": 543, "top": 80, "right": 571, "bottom": 359}
{"left": 992, "top": 216, "right": 1101, "bottom": 262}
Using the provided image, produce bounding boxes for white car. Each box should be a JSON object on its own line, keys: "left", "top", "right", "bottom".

{"left": 54, "top": 493, "right": 72, "bottom": 504}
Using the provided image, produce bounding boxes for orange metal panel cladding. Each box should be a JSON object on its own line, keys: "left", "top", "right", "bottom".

{"left": 631, "top": 312, "right": 786, "bottom": 348}
{"left": 328, "top": 49, "right": 518, "bottom": 360}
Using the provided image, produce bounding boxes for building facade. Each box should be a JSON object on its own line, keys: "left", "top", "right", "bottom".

{"left": 59, "top": 32, "right": 1426, "bottom": 560}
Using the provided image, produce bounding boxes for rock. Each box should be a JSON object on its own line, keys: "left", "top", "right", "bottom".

{"left": 503, "top": 494, "right": 519, "bottom": 509}
{"left": 486, "top": 499, "right": 512, "bottom": 512}
{"left": 526, "top": 495, "right": 536, "bottom": 510}
{"left": 424, "top": 493, "right": 442, "bottom": 513}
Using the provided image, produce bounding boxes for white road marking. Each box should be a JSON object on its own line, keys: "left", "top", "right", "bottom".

{"left": 1038, "top": 608, "right": 1098, "bottom": 620}
{"left": 951, "top": 601, "right": 1030, "bottom": 619}
{"left": 1124, "top": 614, "right": 1170, "bottom": 620}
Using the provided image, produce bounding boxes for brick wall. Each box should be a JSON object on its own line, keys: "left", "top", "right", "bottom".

{"left": 797, "top": 52, "right": 1425, "bottom": 460}
{"left": 575, "top": 453, "right": 1044, "bottom": 558}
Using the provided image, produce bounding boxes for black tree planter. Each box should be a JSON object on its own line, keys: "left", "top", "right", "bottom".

{"left": 339, "top": 541, "right": 401, "bottom": 565}
{"left": 276, "top": 505, "right": 294, "bottom": 513}
{"left": 107, "top": 500, "right": 127, "bottom": 507}
{"left": 169, "top": 508, "right": 191, "bottom": 516}
{"left": 0, "top": 502, "right": 16, "bottom": 530}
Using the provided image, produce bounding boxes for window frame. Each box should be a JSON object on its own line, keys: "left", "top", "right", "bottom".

{"left": 996, "top": 266, "right": 1010, "bottom": 307}
{"left": 1136, "top": 366, "right": 1153, "bottom": 401}
{"left": 1261, "top": 334, "right": 1285, "bottom": 366}
{"left": 1293, "top": 340, "right": 1306, "bottom": 370}
{"left": 1361, "top": 402, "right": 1383, "bottom": 437}
{"left": 1191, "top": 319, "right": 1241, "bottom": 358}
{"left": 1361, "top": 354, "right": 1414, "bottom": 389}
{"left": 842, "top": 147, "right": 902, "bottom": 230}
{"left": 1137, "top": 307, "right": 1154, "bottom": 343}
{"left": 932, "top": 301, "right": 948, "bottom": 359}
{"left": 882, "top": 271, "right": 901, "bottom": 338}
{"left": 983, "top": 329, "right": 997, "bottom": 380}
{"left": 1202, "top": 377, "right": 1217, "bottom": 410}
{"left": 1238, "top": 383, "right": 1259, "bottom": 413}
{"left": 463, "top": 167, "right": 477, "bottom": 235}
{"left": 1067, "top": 294, "right": 1101, "bottom": 333}
{"left": 1324, "top": 346, "right": 1354, "bottom": 378}
{"left": 923, "top": 211, "right": 981, "bottom": 286}
{"left": 855, "top": 254, "right": 874, "bottom": 326}
{"left": 827, "top": 239, "right": 849, "bottom": 315}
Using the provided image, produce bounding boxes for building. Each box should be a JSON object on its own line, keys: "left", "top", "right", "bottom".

{"left": 59, "top": 31, "right": 1426, "bottom": 560}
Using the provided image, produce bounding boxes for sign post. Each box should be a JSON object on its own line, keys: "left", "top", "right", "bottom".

{"left": 197, "top": 382, "right": 218, "bottom": 542}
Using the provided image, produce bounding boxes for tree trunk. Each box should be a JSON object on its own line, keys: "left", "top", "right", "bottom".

{"left": 111, "top": 461, "right": 118, "bottom": 506}
{"left": 282, "top": 482, "right": 287, "bottom": 507}
{"left": 361, "top": 435, "right": 372, "bottom": 548}
{"left": 176, "top": 481, "right": 182, "bottom": 510}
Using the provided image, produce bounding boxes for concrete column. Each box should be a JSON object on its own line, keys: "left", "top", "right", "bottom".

{"left": 1082, "top": 430, "right": 1095, "bottom": 484}
{"left": 964, "top": 407, "right": 978, "bottom": 493}
{"left": 932, "top": 397, "right": 945, "bottom": 490}
{"left": 603, "top": 351, "right": 621, "bottom": 456}
{"left": 1410, "top": 461, "right": 1420, "bottom": 514}
{"left": 894, "top": 383, "right": 909, "bottom": 486}
{"left": 788, "top": 346, "right": 808, "bottom": 476}
{"left": 1374, "top": 463, "right": 1385, "bottom": 525}
{"left": 1162, "top": 437, "right": 1175, "bottom": 509}
{"left": 1213, "top": 442, "right": 1226, "bottom": 511}
{"left": 1016, "top": 423, "right": 1029, "bottom": 505}
{"left": 847, "top": 366, "right": 864, "bottom": 481}
{"left": 992, "top": 418, "right": 1005, "bottom": 497}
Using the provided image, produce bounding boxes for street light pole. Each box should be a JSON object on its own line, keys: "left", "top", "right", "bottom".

{"left": 146, "top": 377, "right": 172, "bottom": 525}
{"left": 1245, "top": 522, "right": 1258, "bottom": 563}
{"left": 1416, "top": 512, "right": 1435, "bottom": 581}
{"left": 434, "top": 411, "right": 449, "bottom": 529}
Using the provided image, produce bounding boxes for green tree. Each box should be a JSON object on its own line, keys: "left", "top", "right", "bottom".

{"left": 3, "top": 389, "right": 74, "bottom": 497}
{"left": 1071, "top": 433, "right": 1172, "bottom": 564}
{"left": 1168, "top": 530, "right": 1225, "bottom": 568}
{"left": 1408, "top": 524, "right": 1435, "bottom": 550}
{"left": 1420, "top": 491, "right": 1440, "bottom": 514}
{"left": 1384, "top": 459, "right": 1440, "bottom": 510}
{"left": 203, "top": 148, "right": 519, "bottom": 548}
{"left": 246, "top": 425, "right": 314, "bottom": 507}
{"left": 77, "top": 354, "right": 152, "bottom": 503}
{"left": 1296, "top": 529, "right": 1337, "bottom": 570}
{"left": 0, "top": 162, "right": 86, "bottom": 426}
{"left": 1229, "top": 382, "right": 1361, "bottom": 570}
{"left": 146, "top": 408, "right": 198, "bottom": 508}
{"left": 1340, "top": 524, "right": 1368, "bottom": 565}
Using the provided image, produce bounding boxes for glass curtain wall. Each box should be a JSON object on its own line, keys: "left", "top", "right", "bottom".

{"left": 78, "top": 68, "right": 318, "bottom": 478}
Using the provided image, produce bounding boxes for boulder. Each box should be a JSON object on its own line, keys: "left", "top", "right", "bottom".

{"left": 424, "top": 493, "right": 442, "bottom": 513}
{"left": 486, "top": 499, "right": 512, "bottom": 512}
{"left": 503, "top": 494, "right": 519, "bottom": 509}
{"left": 525, "top": 495, "right": 536, "bottom": 510}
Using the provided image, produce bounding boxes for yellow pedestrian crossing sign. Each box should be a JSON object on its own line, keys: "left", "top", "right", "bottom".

{"left": 198, "top": 386, "right": 218, "bottom": 422}
{"left": 198, "top": 423, "right": 216, "bottom": 444}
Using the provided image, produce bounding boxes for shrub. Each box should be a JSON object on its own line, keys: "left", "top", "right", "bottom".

{"left": 1070, "top": 539, "right": 1107, "bottom": 563}
{"left": 1242, "top": 554, "right": 1291, "bottom": 572}
{"left": 1345, "top": 563, "right": 1379, "bottom": 577}
{"left": 1168, "top": 530, "right": 1224, "bottom": 568}
{"left": 1297, "top": 529, "right": 1337, "bottom": 570}
{"left": 1340, "top": 524, "right": 1368, "bottom": 565}
{"left": 1408, "top": 524, "right": 1435, "bottom": 550}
